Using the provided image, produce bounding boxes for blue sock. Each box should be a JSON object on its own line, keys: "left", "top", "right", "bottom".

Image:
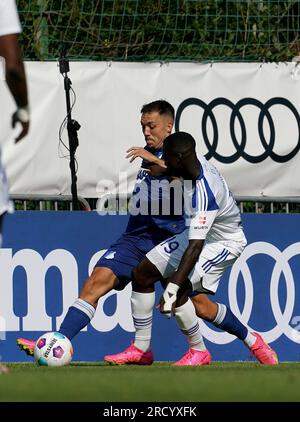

{"left": 213, "top": 303, "right": 248, "bottom": 340}
{"left": 59, "top": 298, "right": 95, "bottom": 340}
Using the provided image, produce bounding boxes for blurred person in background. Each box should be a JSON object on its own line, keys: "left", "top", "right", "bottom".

{"left": 0, "top": 0, "right": 30, "bottom": 373}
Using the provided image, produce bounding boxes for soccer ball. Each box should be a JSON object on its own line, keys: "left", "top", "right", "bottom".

{"left": 34, "top": 332, "right": 73, "bottom": 367}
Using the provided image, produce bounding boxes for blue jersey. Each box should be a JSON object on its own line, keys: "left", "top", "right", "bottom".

{"left": 125, "top": 146, "right": 186, "bottom": 235}
{"left": 96, "top": 147, "right": 185, "bottom": 288}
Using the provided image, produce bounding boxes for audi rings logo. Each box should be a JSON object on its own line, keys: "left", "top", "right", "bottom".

{"left": 198, "top": 241, "right": 300, "bottom": 345}
{"left": 175, "top": 97, "right": 300, "bottom": 163}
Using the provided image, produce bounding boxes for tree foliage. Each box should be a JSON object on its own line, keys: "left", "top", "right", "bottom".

{"left": 17, "top": 0, "right": 300, "bottom": 62}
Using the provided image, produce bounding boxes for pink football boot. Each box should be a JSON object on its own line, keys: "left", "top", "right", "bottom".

{"left": 104, "top": 343, "right": 153, "bottom": 365}
{"left": 173, "top": 348, "right": 212, "bottom": 366}
{"left": 250, "top": 332, "right": 278, "bottom": 365}
{"left": 17, "top": 338, "right": 35, "bottom": 356}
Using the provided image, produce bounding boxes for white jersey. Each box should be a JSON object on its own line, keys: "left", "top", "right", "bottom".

{"left": 0, "top": 0, "right": 21, "bottom": 36}
{"left": 185, "top": 155, "right": 246, "bottom": 246}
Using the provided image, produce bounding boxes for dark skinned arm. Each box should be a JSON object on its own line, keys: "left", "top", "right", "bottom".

{"left": 0, "top": 33, "right": 29, "bottom": 142}
{"left": 159, "top": 239, "right": 205, "bottom": 317}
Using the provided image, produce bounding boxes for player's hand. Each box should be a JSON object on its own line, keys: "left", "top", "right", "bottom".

{"left": 12, "top": 107, "right": 30, "bottom": 143}
{"left": 126, "top": 147, "right": 166, "bottom": 167}
{"left": 158, "top": 282, "right": 179, "bottom": 319}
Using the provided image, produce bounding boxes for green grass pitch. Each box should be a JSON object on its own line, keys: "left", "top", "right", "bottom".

{"left": 0, "top": 362, "right": 300, "bottom": 402}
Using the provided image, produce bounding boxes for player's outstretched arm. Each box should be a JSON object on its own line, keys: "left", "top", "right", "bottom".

{"left": 159, "top": 239, "right": 204, "bottom": 318}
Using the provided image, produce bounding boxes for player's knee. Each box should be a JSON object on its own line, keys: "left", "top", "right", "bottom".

{"left": 132, "top": 265, "right": 144, "bottom": 288}
{"left": 132, "top": 264, "right": 155, "bottom": 289}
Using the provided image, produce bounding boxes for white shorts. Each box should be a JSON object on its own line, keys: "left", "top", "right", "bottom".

{"left": 146, "top": 229, "right": 245, "bottom": 294}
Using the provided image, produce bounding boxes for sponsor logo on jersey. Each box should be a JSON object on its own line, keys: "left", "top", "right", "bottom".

{"left": 199, "top": 216, "right": 207, "bottom": 224}
{"left": 104, "top": 251, "right": 116, "bottom": 259}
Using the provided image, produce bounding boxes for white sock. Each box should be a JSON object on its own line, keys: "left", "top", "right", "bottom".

{"left": 131, "top": 291, "right": 155, "bottom": 352}
{"left": 244, "top": 332, "right": 257, "bottom": 348}
{"left": 212, "top": 303, "right": 227, "bottom": 325}
{"left": 73, "top": 298, "right": 96, "bottom": 319}
{"left": 174, "top": 299, "right": 207, "bottom": 351}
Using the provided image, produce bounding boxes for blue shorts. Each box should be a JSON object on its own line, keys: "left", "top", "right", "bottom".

{"left": 95, "top": 230, "right": 173, "bottom": 290}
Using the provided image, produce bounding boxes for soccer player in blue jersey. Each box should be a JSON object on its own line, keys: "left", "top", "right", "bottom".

{"left": 105, "top": 132, "right": 278, "bottom": 366}
{"left": 17, "top": 100, "right": 201, "bottom": 358}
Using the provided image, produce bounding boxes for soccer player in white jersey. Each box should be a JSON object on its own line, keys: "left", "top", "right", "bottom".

{"left": 0, "top": 0, "right": 29, "bottom": 373}
{"left": 0, "top": 0, "right": 29, "bottom": 231}
{"left": 105, "top": 131, "right": 278, "bottom": 366}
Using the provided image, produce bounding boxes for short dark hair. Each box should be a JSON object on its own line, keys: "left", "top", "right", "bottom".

{"left": 164, "top": 131, "right": 196, "bottom": 153}
{"left": 141, "top": 100, "right": 174, "bottom": 119}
